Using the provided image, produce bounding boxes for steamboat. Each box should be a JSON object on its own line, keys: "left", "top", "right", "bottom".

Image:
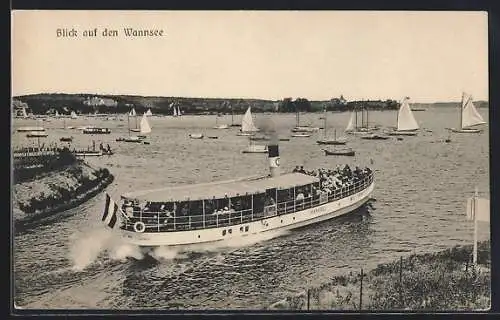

{"left": 102, "top": 141, "right": 374, "bottom": 247}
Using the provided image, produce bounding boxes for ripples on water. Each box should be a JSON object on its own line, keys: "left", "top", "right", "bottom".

{"left": 13, "top": 108, "right": 489, "bottom": 309}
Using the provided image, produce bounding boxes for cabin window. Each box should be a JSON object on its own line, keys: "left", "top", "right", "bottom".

{"left": 277, "top": 188, "right": 294, "bottom": 205}
{"left": 245, "top": 225, "right": 249, "bottom": 232}
{"left": 252, "top": 193, "right": 266, "bottom": 215}
{"left": 222, "top": 229, "right": 226, "bottom": 236}
{"left": 265, "top": 188, "right": 277, "bottom": 206}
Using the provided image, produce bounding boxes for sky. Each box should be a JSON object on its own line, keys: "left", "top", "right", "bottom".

{"left": 11, "top": 11, "right": 489, "bottom": 103}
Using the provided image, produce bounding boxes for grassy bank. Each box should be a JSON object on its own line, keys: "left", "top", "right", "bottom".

{"left": 268, "top": 241, "right": 490, "bottom": 311}
{"left": 13, "top": 161, "right": 114, "bottom": 230}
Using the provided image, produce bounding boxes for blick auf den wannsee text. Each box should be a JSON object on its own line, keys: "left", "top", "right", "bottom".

{"left": 56, "top": 27, "right": 165, "bottom": 38}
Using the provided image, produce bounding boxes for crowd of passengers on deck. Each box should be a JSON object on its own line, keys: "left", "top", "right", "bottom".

{"left": 120, "top": 165, "right": 372, "bottom": 228}
{"left": 294, "top": 164, "right": 372, "bottom": 196}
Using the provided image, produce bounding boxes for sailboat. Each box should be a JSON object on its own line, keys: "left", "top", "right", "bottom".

{"left": 448, "top": 93, "right": 486, "bottom": 133}
{"left": 214, "top": 114, "right": 229, "bottom": 129}
{"left": 291, "top": 110, "right": 319, "bottom": 133}
{"left": 70, "top": 111, "right": 78, "bottom": 119}
{"left": 230, "top": 104, "right": 241, "bottom": 127}
{"left": 129, "top": 108, "right": 140, "bottom": 132}
{"left": 317, "top": 109, "right": 347, "bottom": 145}
{"left": 345, "top": 107, "right": 372, "bottom": 135}
{"left": 145, "top": 109, "right": 153, "bottom": 116}
{"left": 236, "top": 107, "right": 259, "bottom": 136}
{"left": 55, "top": 110, "right": 60, "bottom": 118}
{"left": 242, "top": 138, "right": 268, "bottom": 153}
{"left": 387, "top": 97, "right": 419, "bottom": 136}
{"left": 138, "top": 113, "right": 152, "bottom": 139}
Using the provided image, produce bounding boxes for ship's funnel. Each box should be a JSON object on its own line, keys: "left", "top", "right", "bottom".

{"left": 268, "top": 141, "right": 280, "bottom": 177}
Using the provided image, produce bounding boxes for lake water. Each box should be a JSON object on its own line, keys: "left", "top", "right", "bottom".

{"left": 12, "top": 106, "right": 490, "bottom": 309}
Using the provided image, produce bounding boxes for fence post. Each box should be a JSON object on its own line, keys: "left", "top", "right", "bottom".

{"left": 307, "top": 288, "right": 310, "bottom": 311}
{"left": 359, "top": 268, "right": 363, "bottom": 310}
{"left": 399, "top": 256, "right": 403, "bottom": 309}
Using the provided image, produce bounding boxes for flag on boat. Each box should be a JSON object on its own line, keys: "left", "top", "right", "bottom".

{"left": 466, "top": 196, "right": 490, "bottom": 222}
{"left": 102, "top": 193, "right": 120, "bottom": 228}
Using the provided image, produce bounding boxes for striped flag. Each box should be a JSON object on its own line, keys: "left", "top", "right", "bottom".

{"left": 102, "top": 193, "right": 119, "bottom": 229}
{"left": 466, "top": 197, "right": 490, "bottom": 222}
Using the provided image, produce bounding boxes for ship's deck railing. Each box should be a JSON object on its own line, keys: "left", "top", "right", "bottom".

{"left": 120, "top": 173, "right": 373, "bottom": 233}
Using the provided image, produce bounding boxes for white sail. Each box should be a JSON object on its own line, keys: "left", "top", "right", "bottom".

{"left": 397, "top": 97, "right": 419, "bottom": 131}
{"left": 55, "top": 110, "right": 60, "bottom": 117}
{"left": 241, "top": 107, "right": 259, "bottom": 132}
{"left": 173, "top": 106, "right": 178, "bottom": 117}
{"left": 177, "top": 106, "right": 182, "bottom": 116}
{"left": 71, "top": 111, "right": 78, "bottom": 119}
{"left": 129, "top": 108, "right": 136, "bottom": 116}
{"left": 140, "top": 113, "right": 152, "bottom": 134}
{"left": 21, "top": 108, "right": 28, "bottom": 118}
{"left": 345, "top": 111, "right": 356, "bottom": 132}
{"left": 461, "top": 93, "right": 486, "bottom": 128}
{"left": 145, "top": 109, "right": 153, "bottom": 116}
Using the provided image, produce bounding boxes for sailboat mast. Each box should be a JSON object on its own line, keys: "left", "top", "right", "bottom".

{"left": 460, "top": 93, "right": 464, "bottom": 129}
{"left": 128, "top": 114, "right": 130, "bottom": 136}
{"left": 366, "top": 108, "right": 369, "bottom": 128}
{"left": 324, "top": 109, "right": 327, "bottom": 138}
{"left": 355, "top": 106, "right": 358, "bottom": 129}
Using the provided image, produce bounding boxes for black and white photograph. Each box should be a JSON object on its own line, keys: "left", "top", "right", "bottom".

{"left": 11, "top": 10, "right": 490, "bottom": 311}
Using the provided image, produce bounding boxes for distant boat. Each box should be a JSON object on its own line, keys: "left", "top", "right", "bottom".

{"left": 26, "top": 131, "right": 48, "bottom": 138}
{"left": 448, "top": 92, "right": 486, "bottom": 133}
{"left": 60, "top": 136, "right": 73, "bottom": 142}
{"left": 345, "top": 108, "right": 373, "bottom": 135}
{"left": 291, "top": 110, "right": 319, "bottom": 133}
{"left": 208, "top": 136, "right": 219, "bottom": 139}
{"left": 137, "top": 113, "right": 152, "bottom": 139}
{"left": 360, "top": 133, "right": 390, "bottom": 140}
{"left": 189, "top": 133, "right": 204, "bottom": 139}
{"left": 230, "top": 104, "right": 241, "bottom": 127}
{"left": 250, "top": 136, "right": 270, "bottom": 141}
{"left": 279, "top": 138, "right": 290, "bottom": 141}
{"left": 387, "top": 97, "right": 419, "bottom": 136}
{"left": 317, "top": 109, "right": 347, "bottom": 145}
{"left": 291, "top": 133, "right": 311, "bottom": 138}
{"left": 242, "top": 140, "right": 268, "bottom": 153}
{"left": 128, "top": 108, "right": 139, "bottom": 131}
{"left": 145, "top": 109, "right": 153, "bottom": 116}
{"left": 83, "top": 127, "right": 111, "bottom": 134}
{"left": 237, "top": 107, "right": 259, "bottom": 136}
{"left": 70, "top": 111, "right": 78, "bottom": 119}
{"left": 55, "top": 110, "right": 60, "bottom": 117}
{"left": 323, "top": 147, "right": 355, "bottom": 156}
{"left": 411, "top": 107, "right": 427, "bottom": 112}
{"left": 17, "top": 126, "right": 45, "bottom": 132}
{"left": 116, "top": 136, "right": 142, "bottom": 143}
{"left": 214, "top": 115, "right": 229, "bottom": 129}
{"left": 74, "top": 150, "right": 103, "bottom": 157}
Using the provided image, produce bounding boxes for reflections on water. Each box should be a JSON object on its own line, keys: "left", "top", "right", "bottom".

{"left": 13, "top": 107, "right": 489, "bottom": 309}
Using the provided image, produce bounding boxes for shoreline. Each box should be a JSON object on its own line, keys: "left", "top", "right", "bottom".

{"left": 14, "top": 162, "right": 114, "bottom": 232}
{"left": 268, "top": 241, "right": 491, "bottom": 311}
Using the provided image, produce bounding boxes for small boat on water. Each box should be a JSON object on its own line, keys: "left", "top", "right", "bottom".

{"left": 387, "top": 97, "right": 419, "bottom": 136}
{"left": 279, "top": 138, "right": 290, "bottom": 142}
{"left": 236, "top": 107, "right": 259, "bottom": 136}
{"left": 411, "top": 108, "right": 427, "bottom": 112}
{"left": 26, "top": 131, "right": 48, "bottom": 138}
{"left": 17, "top": 126, "right": 45, "bottom": 132}
{"left": 291, "top": 133, "right": 311, "bottom": 138}
{"left": 447, "top": 92, "right": 486, "bottom": 133}
{"left": 360, "top": 134, "right": 390, "bottom": 140}
{"left": 242, "top": 141, "right": 268, "bottom": 153}
{"left": 189, "top": 133, "right": 204, "bottom": 139}
{"left": 208, "top": 136, "right": 219, "bottom": 139}
{"left": 249, "top": 136, "right": 270, "bottom": 141}
{"left": 83, "top": 127, "right": 111, "bottom": 134}
{"left": 60, "top": 136, "right": 73, "bottom": 142}
{"left": 323, "top": 148, "right": 355, "bottom": 157}
{"left": 317, "top": 109, "right": 347, "bottom": 145}
{"left": 100, "top": 142, "right": 375, "bottom": 247}
{"left": 291, "top": 110, "right": 319, "bottom": 133}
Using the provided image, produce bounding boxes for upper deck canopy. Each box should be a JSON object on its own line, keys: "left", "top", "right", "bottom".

{"left": 122, "top": 172, "right": 320, "bottom": 202}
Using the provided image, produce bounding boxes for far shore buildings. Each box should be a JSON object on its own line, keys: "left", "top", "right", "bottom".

{"left": 12, "top": 99, "right": 29, "bottom": 118}
{"left": 83, "top": 96, "right": 118, "bottom": 107}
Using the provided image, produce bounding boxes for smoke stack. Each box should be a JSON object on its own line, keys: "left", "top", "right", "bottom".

{"left": 268, "top": 139, "right": 280, "bottom": 177}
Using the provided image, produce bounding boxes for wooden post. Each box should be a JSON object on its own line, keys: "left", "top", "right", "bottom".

{"left": 359, "top": 268, "right": 363, "bottom": 310}
{"left": 399, "top": 256, "right": 403, "bottom": 308}
{"left": 307, "top": 288, "right": 310, "bottom": 311}
{"left": 473, "top": 187, "right": 479, "bottom": 265}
